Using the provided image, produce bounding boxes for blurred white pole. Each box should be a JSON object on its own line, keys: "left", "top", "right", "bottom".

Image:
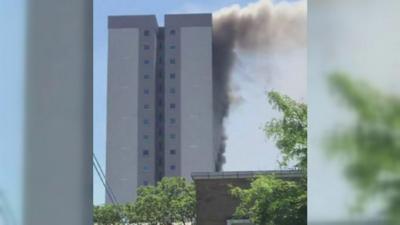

{"left": 24, "top": 1, "right": 92, "bottom": 225}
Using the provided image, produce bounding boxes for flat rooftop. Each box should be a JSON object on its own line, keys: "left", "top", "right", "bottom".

{"left": 191, "top": 170, "right": 303, "bottom": 180}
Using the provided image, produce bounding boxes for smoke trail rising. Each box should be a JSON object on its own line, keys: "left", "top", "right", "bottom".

{"left": 212, "top": 0, "right": 306, "bottom": 170}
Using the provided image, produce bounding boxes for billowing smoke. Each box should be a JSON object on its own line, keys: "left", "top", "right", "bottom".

{"left": 212, "top": 0, "right": 307, "bottom": 171}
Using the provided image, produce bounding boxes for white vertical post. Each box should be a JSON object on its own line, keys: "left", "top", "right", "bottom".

{"left": 24, "top": 1, "right": 92, "bottom": 225}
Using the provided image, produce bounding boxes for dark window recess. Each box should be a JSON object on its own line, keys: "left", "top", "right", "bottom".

{"left": 170, "top": 103, "right": 176, "bottom": 109}
{"left": 144, "top": 89, "right": 150, "bottom": 95}
{"left": 170, "top": 45, "right": 176, "bottom": 50}
{"left": 170, "top": 165, "right": 176, "bottom": 170}
{"left": 170, "top": 29, "right": 176, "bottom": 35}
{"left": 143, "top": 180, "right": 148, "bottom": 185}
{"left": 143, "top": 150, "right": 149, "bottom": 156}
{"left": 170, "top": 134, "right": 176, "bottom": 139}
{"left": 170, "top": 118, "right": 176, "bottom": 124}
{"left": 143, "top": 119, "right": 149, "bottom": 125}
{"left": 144, "top": 74, "right": 150, "bottom": 79}
{"left": 158, "top": 57, "right": 163, "bottom": 64}
{"left": 169, "top": 88, "right": 175, "bottom": 94}
{"left": 144, "top": 59, "right": 150, "bottom": 64}
{"left": 144, "top": 104, "right": 149, "bottom": 109}
{"left": 159, "top": 43, "right": 163, "bottom": 49}
{"left": 144, "top": 30, "right": 150, "bottom": 36}
{"left": 144, "top": 44, "right": 150, "bottom": 50}
{"left": 143, "top": 134, "right": 149, "bottom": 139}
{"left": 143, "top": 165, "right": 150, "bottom": 172}
{"left": 169, "top": 58, "right": 175, "bottom": 64}
{"left": 170, "top": 149, "right": 176, "bottom": 155}
{"left": 169, "top": 73, "right": 176, "bottom": 79}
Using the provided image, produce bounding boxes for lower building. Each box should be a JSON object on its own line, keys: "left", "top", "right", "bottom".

{"left": 191, "top": 170, "right": 302, "bottom": 225}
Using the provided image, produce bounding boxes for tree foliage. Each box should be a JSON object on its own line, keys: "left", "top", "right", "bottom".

{"left": 93, "top": 204, "right": 121, "bottom": 225}
{"left": 232, "top": 91, "right": 307, "bottom": 225}
{"left": 93, "top": 177, "right": 195, "bottom": 225}
{"left": 327, "top": 72, "right": 400, "bottom": 224}
{"left": 232, "top": 176, "right": 306, "bottom": 225}
{"left": 264, "top": 91, "right": 307, "bottom": 171}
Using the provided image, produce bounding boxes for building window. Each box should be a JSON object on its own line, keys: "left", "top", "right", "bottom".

{"left": 144, "top": 104, "right": 149, "bottom": 109}
{"left": 169, "top": 103, "right": 176, "bottom": 109}
{"left": 158, "top": 57, "right": 163, "bottom": 64}
{"left": 143, "top": 150, "right": 149, "bottom": 156}
{"left": 143, "top": 119, "right": 149, "bottom": 125}
{"left": 169, "top": 58, "right": 175, "bottom": 64}
{"left": 143, "top": 180, "right": 148, "bottom": 185}
{"left": 143, "top": 165, "right": 150, "bottom": 172}
{"left": 170, "top": 133, "right": 176, "bottom": 139}
{"left": 170, "top": 165, "right": 176, "bottom": 170}
{"left": 143, "top": 134, "right": 149, "bottom": 140}
{"left": 169, "top": 29, "right": 176, "bottom": 35}
{"left": 144, "top": 44, "right": 150, "bottom": 50}
{"left": 170, "top": 149, "right": 176, "bottom": 155}
{"left": 159, "top": 42, "right": 163, "bottom": 49}
{"left": 144, "top": 59, "right": 150, "bottom": 64}
{"left": 144, "top": 30, "right": 150, "bottom": 36}
{"left": 157, "top": 116, "right": 163, "bottom": 123}
{"left": 169, "top": 88, "right": 175, "bottom": 94}
{"left": 144, "top": 89, "right": 150, "bottom": 95}
{"left": 144, "top": 74, "right": 150, "bottom": 79}
{"left": 169, "top": 45, "right": 176, "bottom": 50}
{"left": 169, "top": 73, "right": 176, "bottom": 79}
{"left": 169, "top": 118, "right": 176, "bottom": 124}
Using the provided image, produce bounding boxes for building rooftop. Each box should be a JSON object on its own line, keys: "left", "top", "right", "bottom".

{"left": 191, "top": 170, "right": 303, "bottom": 180}
{"left": 108, "top": 15, "right": 158, "bottom": 29}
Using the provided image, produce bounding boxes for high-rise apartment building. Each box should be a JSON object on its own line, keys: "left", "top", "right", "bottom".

{"left": 106, "top": 14, "right": 215, "bottom": 203}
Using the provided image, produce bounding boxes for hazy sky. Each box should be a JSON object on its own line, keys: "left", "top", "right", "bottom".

{"left": 308, "top": 0, "right": 400, "bottom": 221}
{"left": 94, "top": 0, "right": 306, "bottom": 205}
{"left": 0, "top": 1, "right": 25, "bottom": 224}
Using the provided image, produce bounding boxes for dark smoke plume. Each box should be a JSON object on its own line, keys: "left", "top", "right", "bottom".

{"left": 212, "top": 0, "right": 306, "bottom": 171}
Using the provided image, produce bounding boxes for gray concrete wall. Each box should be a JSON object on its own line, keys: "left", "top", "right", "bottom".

{"left": 137, "top": 26, "right": 157, "bottom": 188}
{"left": 106, "top": 28, "right": 140, "bottom": 203}
{"left": 180, "top": 26, "right": 214, "bottom": 180}
{"left": 164, "top": 14, "right": 215, "bottom": 181}
{"left": 106, "top": 15, "right": 159, "bottom": 203}
{"left": 163, "top": 23, "right": 181, "bottom": 177}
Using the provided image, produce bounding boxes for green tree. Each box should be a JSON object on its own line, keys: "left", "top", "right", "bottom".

{"left": 93, "top": 204, "right": 121, "bottom": 225}
{"left": 133, "top": 177, "right": 196, "bottom": 225}
{"left": 134, "top": 185, "right": 164, "bottom": 225}
{"left": 232, "top": 176, "right": 306, "bottom": 225}
{"left": 231, "top": 91, "right": 307, "bottom": 225}
{"left": 157, "top": 177, "right": 196, "bottom": 225}
{"left": 265, "top": 91, "right": 307, "bottom": 171}
{"left": 327, "top": 72, "right": 400, "bottom": 224}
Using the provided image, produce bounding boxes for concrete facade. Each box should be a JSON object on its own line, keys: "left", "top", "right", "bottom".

{"left": 106, "top": 14, "right": 215, "bottom": 203}
{"left": 192, "top": 170, "right": 303, "bottom": 225}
